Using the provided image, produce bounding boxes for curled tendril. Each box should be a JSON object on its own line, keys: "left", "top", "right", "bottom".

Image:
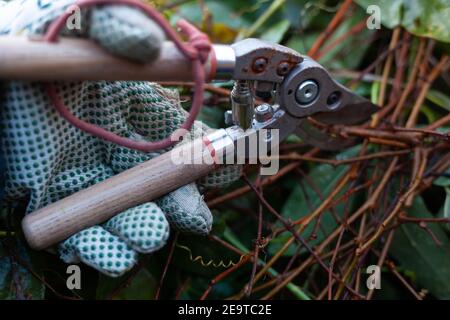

{"left": 175, "top": 243, "right": 246, "bottom": 268}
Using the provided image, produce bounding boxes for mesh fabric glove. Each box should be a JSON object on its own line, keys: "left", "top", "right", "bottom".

{"left": 0, "top": 0, "right": 241, "bottom": 277}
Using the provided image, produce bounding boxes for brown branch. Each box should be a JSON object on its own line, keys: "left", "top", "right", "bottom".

{"left": 200, "top": 255, "right": 252, "bottom": 300}
{"left": 155, "top": 232, "right": 178, "bottom": 300}
{"left": 378, "top": 28, "right": 402, "bottom": 108}
{"left": 275, "top": 149, "right": 410, "bottom": 165}
{"left": 406, "top": 55, "right": 450, "bottom": 128}
{"left": 337, "top": 126, "right": 421, "bottom": 145}
{"left": 386, "top": 261, "right": 424, "bottom": 300}
{"left": 426, "top": 113, "right": 450, "bottom": 131}
{"left": 245, "top": 172, "right": 264, "bottom": 297}
{"left": 366, "top": 230, "right": 395, "bottom": 299}
{"left": 207, "top": 149, "right": 320, "bottom": 208}
{"left": 390, "top": 38, "right": 427, "bottom": 122}
{"left": 357, "top": 150, "right": 429, "bottom": 254}
{"left": 307, "top": 0, "right": 354, "bottom": 59}
{"left": 315, "top": 19, "right": 368, "bottom": 61}
{"left": 262, "top": 157, "right": 398, "bottom": 299}
{"left": 243, "top": 174, "right": 364, "bottom": 300}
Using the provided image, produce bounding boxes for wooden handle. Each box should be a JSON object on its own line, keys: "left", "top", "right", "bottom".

{"left": 22, "top": 137, "right": 220, "bottom": 250}
{"left": 0, "top": 36, "right": 217, "bottom": 81}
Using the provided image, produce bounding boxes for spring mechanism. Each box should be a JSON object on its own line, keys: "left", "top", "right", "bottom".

{"left": 231, "top": 80, "right": 254, "bottom": 130}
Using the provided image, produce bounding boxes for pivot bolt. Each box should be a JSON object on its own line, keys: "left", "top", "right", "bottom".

{"left": 295, "top": 80, "right": 319, "bottom": 106}
{"left": 277, "top": 61, "right": 291, "bottom": 76}
{"left": 252, "top": 57, "right": 268, "bottom": 73}
{"left": 327, "top": 91, "right": 342, "bottom": 109}
{"left": 255, "top": 103, "right": 273, "bottom": 122}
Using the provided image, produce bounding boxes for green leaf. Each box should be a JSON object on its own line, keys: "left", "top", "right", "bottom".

{"left": 173, "top": 1, "right": 251, "bottom": 30}
{"left": 419, "top": 104, "right": 439, "bottom": 124}
{"left": 426, "top": 90, "right": 450, "bottom": 112}
{"left": 355, "top": 0, "right": 450, "bottom": 43}
{"left": 433, "top": 167, "right": 450, "bottom": 187}
{"left": 283, "top": 0, "right": 321, "bottom": 29}
{"left": 285, "top": 32, "right": 318, "bottom": 54}
{"left": 0, "top": 238, "right": 45, "bottom": 299}
{"left": 436, "top": 185, "right": 450, "bottom": 233}
{"left": 442, "top": 188, "right": 450, "bottom": 222}
{"left": 390, "top": 197, "right": 450, "bottom": 299}
{"left": 260, "top": 19, "right": 291, "bottom": 43}
{"left": 268, "top": 146, "right": 361, "bottom": 256}
{"left": 285, "top": 133, "right": 302, "bottom": 143}
{"left": 316, "top": 6, "right": 374, "bottom": 70}
{"left": 236, "top": 0, "right": 286, "bottom": 40}
{"left": 371, "top": 81, "right": 380, "bottom": 104}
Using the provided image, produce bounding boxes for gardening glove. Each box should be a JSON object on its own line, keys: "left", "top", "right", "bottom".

{"left": 0, "top": 0, "right": 241, "bottom": 277}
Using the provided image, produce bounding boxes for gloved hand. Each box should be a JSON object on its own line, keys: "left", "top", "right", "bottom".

{"left": 0, "top": 0, "right": 241, "bottom": 276}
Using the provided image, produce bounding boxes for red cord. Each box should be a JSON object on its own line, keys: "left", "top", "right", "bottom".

{"left": 44, "top": 0, "right": 213, "bottom": 152}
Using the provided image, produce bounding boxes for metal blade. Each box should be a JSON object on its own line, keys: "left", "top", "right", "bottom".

{"left": 312, "top": 98, "right": 379, "bottom": 125}
{"left": 294, "top": 119, "right": 357, "bottom": 151}
{"left": 295, "top": 97, "right": 378, "bottom": 150}
{"left": 297, "top": 74, "right": 379, "bottom": 149}
{"left": 277, "top": 57, "right": 380, "bottom": 124}
{"left": 274, "top": 55, "right": 380, "bottom": 150}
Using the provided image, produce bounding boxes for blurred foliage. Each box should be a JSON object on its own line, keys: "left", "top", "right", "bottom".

{"left": 390, "top": 197, "right": 450, "bottom": 299}
{"left": 1, "top": 0, "right": 450, "bottom": 300}
{"left": 354, "top": 0, "right": 450, "bottom": 43}
{"left": 0, "top": 237, "right": 45, "bottom": 299}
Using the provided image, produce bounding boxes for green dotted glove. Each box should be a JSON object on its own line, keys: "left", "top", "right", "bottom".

{"left": 0, "top": 0, "right": 241, "bottom": 277}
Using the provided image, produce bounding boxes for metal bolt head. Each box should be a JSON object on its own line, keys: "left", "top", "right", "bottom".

{"left": 326, "top": 91, "right": 342, "bottom": 109}
{"left": 224, "top": 110, "right": 233, "bottom": 126}
{"left": 255, "top": 103, "right": 273, "bottom": 122}
{"left": 276, "top": 61, "right": 291, "bottom": 76}
{"left": 252, "top": 57, "right": 268, "bottom": 73}
{"left": 295, "top": 80, "right": 319, "bottom": 106}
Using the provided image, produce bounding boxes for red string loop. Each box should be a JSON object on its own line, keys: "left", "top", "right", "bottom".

{"left": 176, "top": 19, "right": 211, "bottom": 64}
{"left": 44, "top": 0, "right": 213, "bottom": 152}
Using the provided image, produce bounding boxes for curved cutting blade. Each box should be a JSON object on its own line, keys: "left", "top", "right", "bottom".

{"left": 295, "top": 97, "right": 379, "bottom": 151}
{"left": 276, "top": 56, "right": 379, "bottom": 150}
{"left": 312, "top": 97, "right": 379, "bottom": 125}
{"left": 294, "top": 119, "right": 357, "bottom": 151}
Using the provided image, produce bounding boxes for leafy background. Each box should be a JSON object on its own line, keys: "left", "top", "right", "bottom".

{"left": 1, "top": 0, "right": 449, "bottom": 300}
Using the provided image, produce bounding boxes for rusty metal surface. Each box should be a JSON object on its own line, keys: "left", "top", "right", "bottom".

{"left": 276, "top": 57, "right": 378, "bottom": 121}
{"left": 224, "top": 39, "right": 378, "bottom": 150}
{"left": 231, "top": 38, "right": 302, "bottom": 83}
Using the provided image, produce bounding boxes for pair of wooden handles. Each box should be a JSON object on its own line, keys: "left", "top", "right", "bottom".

{"left": 23, "top": 137, "right": 224, "bottom": 250}
{"left": 0, "top": 36, "right": 235, "bottom": 249}
{"left": 0, "top": 36, "right": 219, "bottom": 81}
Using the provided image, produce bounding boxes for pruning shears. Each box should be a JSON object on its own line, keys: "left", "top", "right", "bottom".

{"left": 0, "top": 10, "right": 378, "bottom": 250}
